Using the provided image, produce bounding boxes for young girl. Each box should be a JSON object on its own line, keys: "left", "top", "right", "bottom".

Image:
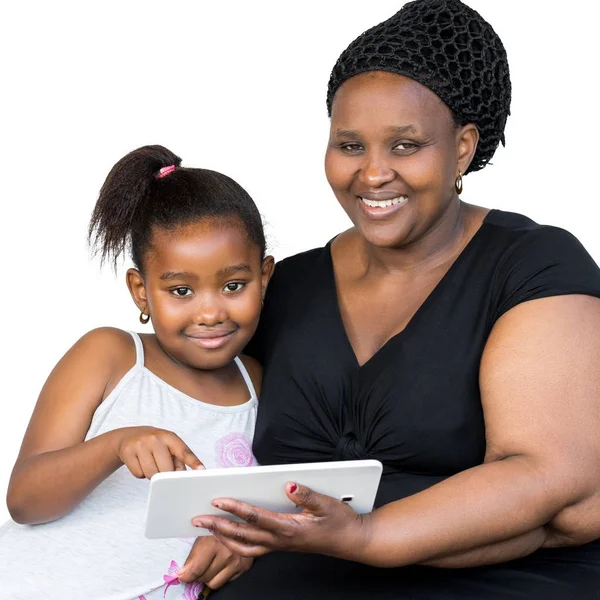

{"left": 0, "top": 145, "right": 274, "bottom": 599}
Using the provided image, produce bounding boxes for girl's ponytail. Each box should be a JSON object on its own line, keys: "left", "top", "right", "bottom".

{"left": 88, "top": 145, "right": 181, "bottom": 270}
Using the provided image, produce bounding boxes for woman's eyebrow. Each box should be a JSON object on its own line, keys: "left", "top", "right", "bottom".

{"left": 333, "top": 124, "right": 418, "bottom": 139}
{"left": 333, "top": 129, "right": 361, "bottom": 139}
{"left": 387, "top": 124, "right": 417, "bottom": 135}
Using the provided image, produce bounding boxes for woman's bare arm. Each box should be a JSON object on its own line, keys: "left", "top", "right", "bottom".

{"left": 193, "top": 295, "right": 600, "bottom": 568}
{"left": 357, "top": 294, "right": 600, "bottom": 567}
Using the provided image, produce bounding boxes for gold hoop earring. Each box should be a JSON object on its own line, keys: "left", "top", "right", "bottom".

{"left": 139, "top": 311, "right": 150, "bottom": 325}
{"left": 455, "top": 171, "right": 463, "bottom": 195}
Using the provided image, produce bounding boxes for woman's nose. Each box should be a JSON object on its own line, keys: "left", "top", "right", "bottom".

{"left": 358, "top": 153, "right": 396, "bottom": 187}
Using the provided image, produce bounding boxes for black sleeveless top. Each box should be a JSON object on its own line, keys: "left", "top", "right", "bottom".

{"left": 214, "top": 210, "right": 600, "bottom": 599}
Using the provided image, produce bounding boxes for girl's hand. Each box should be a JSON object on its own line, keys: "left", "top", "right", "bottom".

{"left": 115, "top": 426, "right": 204, "bottom": 479}
{"left": 178, "top": 535, "right": 253, "bottom": 590}
{"left": 190, "top": 483, "right": 371, "bottom": 561}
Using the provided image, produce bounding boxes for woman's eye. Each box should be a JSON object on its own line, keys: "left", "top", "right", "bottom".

{"left": 393, "top": 142, "right": 419, "bottom": 153}
{"left": 172, "top": 287, "right": 192, "bottom": 297}
{"left": 340, "top": 143, "right": 363, "bottom": 154}
{"left": 224, "top": 282, "right": 245, "bottom": 293}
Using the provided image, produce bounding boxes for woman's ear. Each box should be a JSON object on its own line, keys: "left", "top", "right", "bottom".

{"left": 260, "top": 256, "right": 276, "bottom": 300}
{"left": 126, "top": 268, "right": 148, "bottom": 314}
{"left": 456, "top": 123, "right": 479, "bottom": 176}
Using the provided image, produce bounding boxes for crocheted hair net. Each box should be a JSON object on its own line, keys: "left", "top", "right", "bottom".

{"left": 326, "top": 0, "right": 511, "bottom": 173}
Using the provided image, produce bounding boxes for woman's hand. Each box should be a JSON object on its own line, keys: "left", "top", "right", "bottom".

{"left": 191, "top": 482, "right": 370, "bottom": 560}
{"left": 178, "top": 536, "right": 253, "bottom": 590}
{"left": 115, "top": 426, "right": 204, "bottom": 479}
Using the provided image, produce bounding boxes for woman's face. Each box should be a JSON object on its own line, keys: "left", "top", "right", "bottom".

{"left": 325, "top": 71, "right": 474, "bottom": 249}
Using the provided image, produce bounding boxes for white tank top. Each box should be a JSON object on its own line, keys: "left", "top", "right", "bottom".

{"left": 0, "top": 331, "right": 258, "bottom": 600}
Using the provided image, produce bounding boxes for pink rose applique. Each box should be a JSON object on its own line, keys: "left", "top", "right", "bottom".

{"left": 215, "top": 433, "right": 255, "bottom": 468}
{"left": 183, "top": 580, "right": 206, "bottom": 600}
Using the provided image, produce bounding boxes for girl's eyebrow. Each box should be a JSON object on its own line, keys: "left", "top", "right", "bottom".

{"left": 159, "top": 271, "right": 198, "bottom": 281}
{"left": 159, "top": 264, "right": 252, "bottom": 281}
{"left": 217, "top": 264, "right": 252, "bottom": 277}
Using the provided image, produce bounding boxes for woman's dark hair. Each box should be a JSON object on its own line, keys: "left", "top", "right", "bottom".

{"left": 88, "top": 145, "right": 266, "bottom": 271}
{"left": 327, "top": 0, "right": 511, "bottom": 174}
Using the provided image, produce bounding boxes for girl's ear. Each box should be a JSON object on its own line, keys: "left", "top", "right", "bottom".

{"left": 260, "top": 256, "right": 276, "bottom": 300}
{"left": 126, "top": 268, "right": 148, "bottom": 314}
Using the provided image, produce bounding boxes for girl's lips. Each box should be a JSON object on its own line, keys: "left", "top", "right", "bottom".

{"left": 185, "top": 331, "right": 236, "bottom": 349}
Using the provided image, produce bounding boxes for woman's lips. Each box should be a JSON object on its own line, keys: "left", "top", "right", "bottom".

{"left": 185, "top": 330, "right": 236, "bottom": 349}
{"left": 357, "top": 195, "right": 408, "bottom": 219}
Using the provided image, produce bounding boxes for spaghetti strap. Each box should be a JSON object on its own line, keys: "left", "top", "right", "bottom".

{"left": 234, "top": 356, "right": 258, "bottom": 401}
{"left": 126, "top": 331, "right": 145, "bottom": 368}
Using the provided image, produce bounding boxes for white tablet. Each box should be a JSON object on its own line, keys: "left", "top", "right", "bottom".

{"left": 145, "top": 459, "right": 383, "bottom": 539}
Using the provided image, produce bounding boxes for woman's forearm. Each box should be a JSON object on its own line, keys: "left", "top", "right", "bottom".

{"left": 355, "top": 455, "right": 573, "bottom": 568}
{"left": 421, "top": 526, "right": 549, "bottom": 568}
{"left": 7, "top": 429, "right": 125, "bottom": 524}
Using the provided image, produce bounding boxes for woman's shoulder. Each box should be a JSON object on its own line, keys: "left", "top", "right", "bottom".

{"left": 484, "top": 209, "right": 598, "bottom": 269}
{"left": 483, "top": 210, "right": 600, "bottom": 320}
{"left": 273, "top": 245, "right": 331, "bottom": 278}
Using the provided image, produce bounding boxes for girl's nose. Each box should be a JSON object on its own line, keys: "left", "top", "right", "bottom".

{"left": 193, "top": 295, "right": 227, "bottom": 326}
{"left": 358, "top": 153, "right": 396, "bottom": 187}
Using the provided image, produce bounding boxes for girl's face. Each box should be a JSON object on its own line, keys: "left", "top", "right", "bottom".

{"left": 324, "top": 71, "right": 477, "bottom": 249}
{"left": 128, "top": 218, "right": 273, "bottom": 371}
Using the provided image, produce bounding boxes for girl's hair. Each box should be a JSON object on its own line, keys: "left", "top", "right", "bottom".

{"left": 88, "top": 145, "right": 266, "bottom": 271}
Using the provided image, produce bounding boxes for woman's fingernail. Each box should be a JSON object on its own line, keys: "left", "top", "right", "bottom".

{"left": 290, "top": 483, "right": 297, "bottom": 494}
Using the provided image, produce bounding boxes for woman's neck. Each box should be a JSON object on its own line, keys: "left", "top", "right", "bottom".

{"left": 357, "top": 200, "right": 481, "bottom": 278}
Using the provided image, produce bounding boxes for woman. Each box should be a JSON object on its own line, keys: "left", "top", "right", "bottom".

{"left": 180, "top": 0, "right": 600, "bottom": 597}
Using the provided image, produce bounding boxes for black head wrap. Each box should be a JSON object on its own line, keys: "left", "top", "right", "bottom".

{"left": 327, "top": 0, "right": 511, "bottom": 173}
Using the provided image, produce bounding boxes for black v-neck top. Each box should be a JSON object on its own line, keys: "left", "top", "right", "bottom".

{"left": 215, "top": 210, "right": 600, "bottom": 599}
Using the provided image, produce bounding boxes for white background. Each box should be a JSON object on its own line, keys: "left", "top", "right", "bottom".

{"left": 1, "top": 1, "right": 599, "bottom": 524}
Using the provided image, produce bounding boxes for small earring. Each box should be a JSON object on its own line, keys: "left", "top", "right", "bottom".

{"left": 455, "top": 171, "right": 463, "bottom": 195}
{"left": 139, "top": 311, "right": 150, "bottom": 325}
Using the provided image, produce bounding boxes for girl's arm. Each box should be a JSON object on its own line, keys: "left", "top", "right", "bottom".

{"left": 6, "top": 328, "right": 133, "bottom": 524}
{"left": 190, "top": 294, "right": 600, "bottom": 567}
{"left": 7, "top": 328, "right": 203, "bottom": 525}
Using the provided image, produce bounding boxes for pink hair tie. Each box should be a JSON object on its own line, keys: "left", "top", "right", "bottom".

{"left": 156, "top": 165, "right": 176, "bottom": 179}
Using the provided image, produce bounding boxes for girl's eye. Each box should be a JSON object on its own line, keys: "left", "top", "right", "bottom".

{"left": 224, "top": 282, "right": 245, "bottom": 293}
{"left": 172, "top": 287, "right": 192, "bottom": 297}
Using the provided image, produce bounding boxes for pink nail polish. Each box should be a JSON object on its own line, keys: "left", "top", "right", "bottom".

{"left": 290, "top": 484, "right": 297, "bottom": 494}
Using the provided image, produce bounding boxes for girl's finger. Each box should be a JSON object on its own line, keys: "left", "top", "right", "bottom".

{"left": 196, "top": 552, "right": 231, "bottom": 587}
{"left": 168, "top": 435, "right": 205, "bottom": 470}
{"left": 204, "top": 563, "right": 247, "bottom": 590}
{"left": 173, "top": 456, "right": 186, "bottom": 471}
{"left": 123, "top": 455, "right": 145, "bottom": 479}
{"left": 153, "top": 443, "right": 175, "bottom": 473}
{"left": 137, "top": 451, "right": 160, "bottom": 480}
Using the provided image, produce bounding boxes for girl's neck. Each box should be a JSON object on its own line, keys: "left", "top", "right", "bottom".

{"left": 141, "top": 334, "right": 249, "bottom": 407}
